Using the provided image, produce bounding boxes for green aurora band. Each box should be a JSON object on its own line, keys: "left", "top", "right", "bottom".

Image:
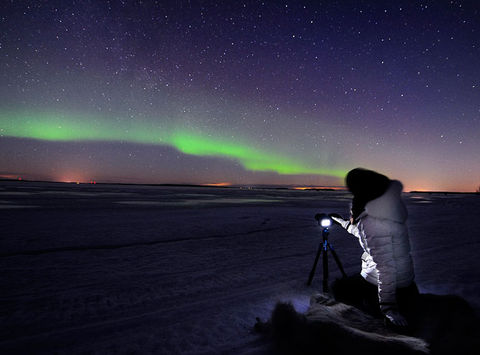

{"left": 0, "top": 112, "right": 347, "bottom": 178}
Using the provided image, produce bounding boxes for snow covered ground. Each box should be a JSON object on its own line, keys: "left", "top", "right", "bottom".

{"left": 0, "top": 181, "right": 479, "bottom": 354}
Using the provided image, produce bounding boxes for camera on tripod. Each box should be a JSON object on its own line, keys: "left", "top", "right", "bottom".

{"left": 307, "top": 213, "right": 347, "bottom": 292}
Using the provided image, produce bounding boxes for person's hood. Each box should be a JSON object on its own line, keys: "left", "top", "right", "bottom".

{"left": 364, "top": 180, "right": 408, "bottom": 223}
{"left": 346, "top": 168, "right": 390, "bottom": 199}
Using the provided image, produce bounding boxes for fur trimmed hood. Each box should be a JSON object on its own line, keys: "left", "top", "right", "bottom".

{"left": 364, "top": 180, "right": 408, "bottom": 223}
{"left": 346, "top": 168, "right": 391, "bottom": 221}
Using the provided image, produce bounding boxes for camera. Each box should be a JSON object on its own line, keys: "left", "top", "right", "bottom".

{"left": 314, "top": 213, "right": 332, "bottom": 228}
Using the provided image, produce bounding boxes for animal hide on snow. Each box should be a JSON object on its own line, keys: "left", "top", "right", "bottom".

{"left": 256, "top": 293, "right": 479, "bottom": 355}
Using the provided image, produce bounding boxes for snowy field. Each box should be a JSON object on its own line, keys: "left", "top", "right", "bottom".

{"left": 0, "top": 181, "right": 479, "bottom": 354}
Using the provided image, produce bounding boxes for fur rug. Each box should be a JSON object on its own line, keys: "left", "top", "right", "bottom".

{"left": 255, "top": 293, "right": 479, "bottom": 355}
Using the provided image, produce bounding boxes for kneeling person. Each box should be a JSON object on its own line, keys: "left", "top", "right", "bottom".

{"left": 330, "top": 168, "right": 418, "bottom": 331}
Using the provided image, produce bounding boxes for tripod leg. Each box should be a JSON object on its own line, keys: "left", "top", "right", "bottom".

{"left": 328, "top": 243, "right": 347, "bottom": 278}
{"left": 322, "top": 241, "right": 329, "bottom": 292}
{"left": 307, "top": 241, "right": 323, "bottom": 286}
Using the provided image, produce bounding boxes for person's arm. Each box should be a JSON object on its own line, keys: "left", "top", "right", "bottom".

{"left": 329, "top": 214, "right": 361, "bottom": 239}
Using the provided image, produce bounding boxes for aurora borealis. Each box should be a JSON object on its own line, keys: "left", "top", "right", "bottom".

{"left": 0, "top": 111, "right": 346, "bottom": 177}
{"left": 1, "top": 1, "right": 479, "bottom": 191}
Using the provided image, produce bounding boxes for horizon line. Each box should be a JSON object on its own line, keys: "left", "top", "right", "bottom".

{"left": 0, "top": 177, "right": 478, "bottom": 194}
{"left": 0, "top": 177, "right": 345, "bottom": 190}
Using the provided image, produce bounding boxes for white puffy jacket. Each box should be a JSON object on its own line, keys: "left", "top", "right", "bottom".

{"left": 335, "top": 180, "right": 415, "bottom": 311}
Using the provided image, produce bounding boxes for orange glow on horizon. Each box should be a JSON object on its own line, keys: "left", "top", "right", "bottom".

{"left": 400, "top": 181, "right": 475, "bottom": 193}
{"left": 56, "top": 173, "right": 88, "bottom": 184}
{"left": 0, "top": 174, "right": 21, "bottom": 180}
{"left": 59, "top": 179, "right": 82, "bottom": 183}
{"left": 201, "top": 182, "right": 232, "bottom": 187}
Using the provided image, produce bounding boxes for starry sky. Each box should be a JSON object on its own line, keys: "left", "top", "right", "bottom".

{"left": 0, "top": 0, "right": 479, "bottom": 191}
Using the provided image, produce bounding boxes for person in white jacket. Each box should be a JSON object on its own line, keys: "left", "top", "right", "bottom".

{"left": 330, "top": 168, "right": 418, "bottom": 330}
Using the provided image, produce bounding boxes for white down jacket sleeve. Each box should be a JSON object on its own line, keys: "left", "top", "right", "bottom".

{"left": 330, "top": 217, "right": 362, "bottom": 238}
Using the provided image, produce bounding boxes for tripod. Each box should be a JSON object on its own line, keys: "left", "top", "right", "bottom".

{"left": 307, "top": 216, "right": 347, "bottom": 292}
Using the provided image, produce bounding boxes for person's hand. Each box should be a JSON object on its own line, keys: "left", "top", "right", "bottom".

{"left": 384, "top": 309, "right": 408, "bottom": 327}
{"left": 328, "top": 213, "right": 347, "bottom": 227}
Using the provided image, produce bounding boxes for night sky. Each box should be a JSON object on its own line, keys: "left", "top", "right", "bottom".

{"left": 1, "top": 1, "right": 479, "bottom": 191}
